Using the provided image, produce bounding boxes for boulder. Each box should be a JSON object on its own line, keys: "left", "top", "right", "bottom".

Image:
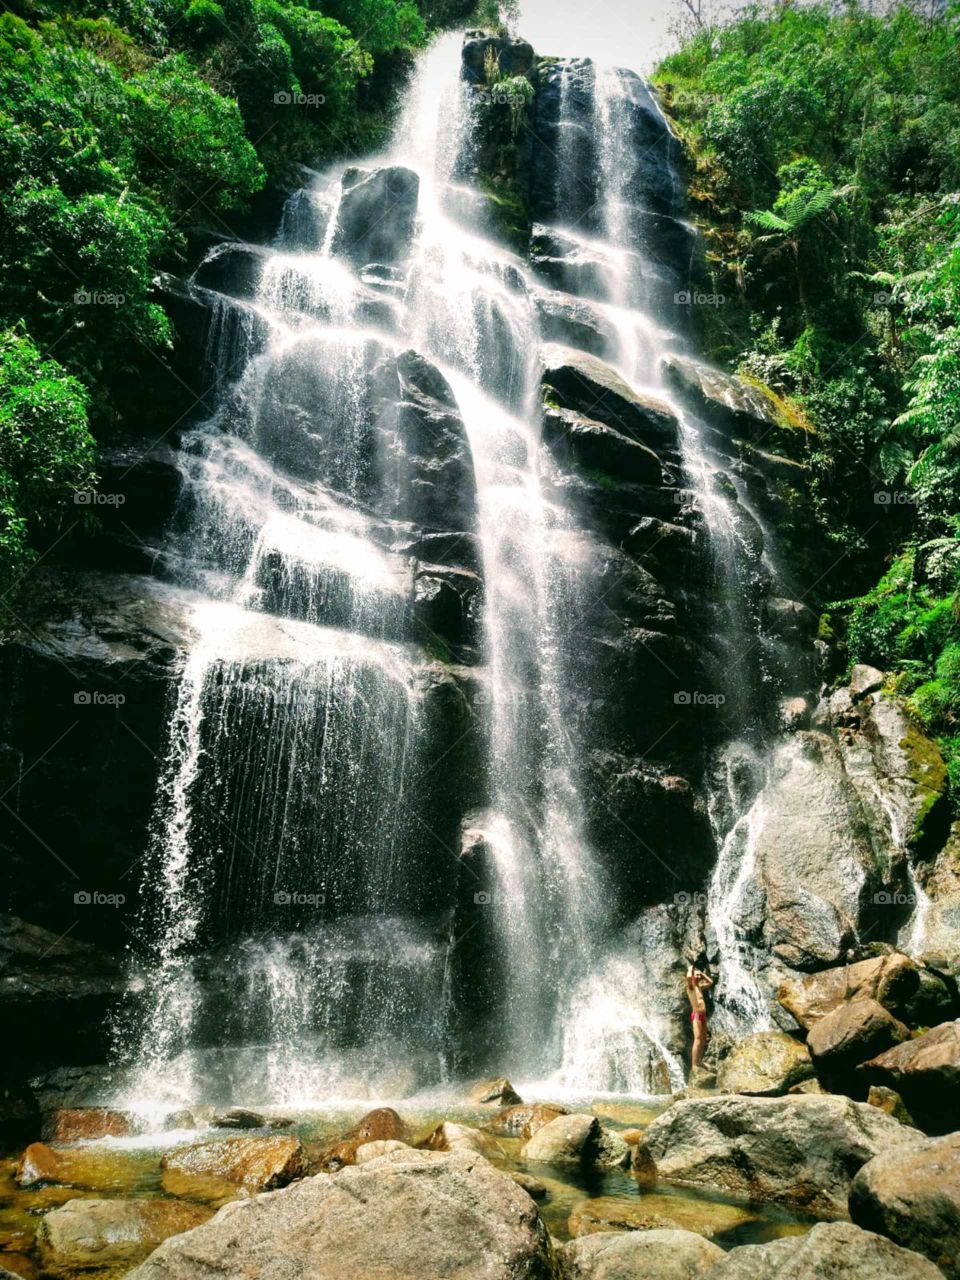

{"left": 807, "top": 998, "right": 910, "bottom": 1073}
{"left": 37, "top": 1198, "right": 212, "bottom": 1274}
{"left": 543, "top": 405, "right": 664, "bottom": 487}
{"left": 850, "top": 665, "right": 885, "bottom": 700}
{"left": 521, "top": 1114, "right": 629, "bottom": 1168}
{"left": 777, "top": 953, "right": 921, "bottom": 1029}
{"left": 126, "top": 1150, "right": 553, "bottom": 1280}
{"left": 558, "top": 1228, "right": 724, "bottom": 1279}
{"left": 511, "top": 1171, "right": 548, "bottom": 1199}
{"left": 636, "top": 1094, "right": 926, "bottom": 1215}
{"left": 211, "top": 1108, "right": 293, "bottom": 1130}
{"left": 42, "top": 1107, "right": 133, "bottom": 1142}
{"left": 419, "top": 1122, "right": 503, "bottom": 1159}
{"left": 702, "top": 1221, "right": 944, "bottom": 1279}
{"left": 488, "top": 1103, "right": 571, "bottom": 1137}
{"left": 541, "top": 344, "right": 680, "bottom": 451}
{"left": 533, "top": 289, "right": 617, "bottom": 358}
{"left": 867, "top": 1085, "right": 914, "bottom": 1125}
{"left": 850, "top": 1130, "right": 960, "bottom": 1278}
{"left": 858, "top": 1020, "right": 960, "bottom": 1133}
{"left": 715, "top": 1031, "right": 814, "bottom": 1096}
{"left": 661, "top": 353, "right": 788, "bottom": 440}
{"left": 160, "top": 1136, "right": 306, "bottom": 1201}
{"left": 568, "top": 1194, "right": 757, "bottom": 1241}
{"left": 331, "top": 166, "right": 419, "bottom": 265}
{"left": 354, "top": 1139, "right": 410, "bottom": 1163}
{"left": 16, "top": 1141, "right": 143, "bottom": 1191}
{"left": 468, "top": 1078, "right": 523, "bottom": 1106}
{"left": 316, "top": 1106, "right": 408, "bottom": 1170}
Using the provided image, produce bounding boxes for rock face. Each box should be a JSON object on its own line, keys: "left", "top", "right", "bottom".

{"left": 127, "top": 1150, "right": 554, "bottom": 1280}
{"left": 715, "top": 1031, "right": 813, "bottom": 1095}
{"left": 850, "top": 1130, "right": 960, "bottom": 1278}
{"left": 858, "top": 1020, "right": 960, "bottom": 1133}
{"left": 702, "top": 1221, "right": 944, "bottom": 1279}
{"left": 777, "top": 953, "right": 922, "bottom": 1029}
{"left": 37, "top": 1198, "right": 212, "bottom": 1273}
{"left": 42, "top": 1107, "right": 133, "bottom": 1141}
{"left": 557, "top": 1228, "right": 724, "bottom": 1280}
{"left": 521, "top": 1114, "right": 629, "bottom": 1168}
{"left": 331, "top": 166, "right": 419, "bottom": 265}
{"left": 807, "top": 998, "right": 910, "bottom": 1074}
{"left": 160, "top": 1136, "right": 306, "bottom": 1200}
{"left": 637, "top": 1094, "right": 926, "bottom": 1215}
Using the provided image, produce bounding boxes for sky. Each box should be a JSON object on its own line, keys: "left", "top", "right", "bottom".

{"left": 514, "top": 0, "right": 691, "bottom": 74}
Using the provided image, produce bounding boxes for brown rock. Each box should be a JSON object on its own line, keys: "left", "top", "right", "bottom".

{"left": 37, "top": 1198, "right": 212, "bottom": 1273}
{"left": 557, "top": 1229, "right": 724, "bottom": 1280}
{"left": 808, "top": 998, "right": 910, "bottom": 1072}
{"left": 858, "top": 1020, "right": 960, "bottom": 1133}
{"left": 16, "top": 1142, "right": 143, "bottom": 1191}
{"left": 715, "top": 1031, "right": 814, "bottom": 1096}
{"left": 777, "top": 953, "right": 919, "bottom": 1029}
{"left": 468, "top": 1077, "right": 522, "bottom": 1106}
{"left": 568, "top": 1193, "right": 757, "bottom": 1241}
{"left": 160, "top": 1136, "right": 305, "bottom": 1201}
{"left": 418, "top": 1122, "right": 503, "bottom": 1159}
{"left": 487, "top": 1102, "right": 570, "bottom": 1137}
{"left": 867, "top": 1085, "right": 914, "bottom": 1125}
{"left": 354, "top": 1140, "right": 410, "bottom": 1163}
{"left": 42, "top": 1108, "right": 133, "bottom": 1142}
{"left": 510, "top": 1171, "right": 548, "bottom": 1199}
{"left": 316, "top": 1107, "right": 408, "bottom": 1170}
{"left": 622, "top": 1128, "right": 644, "bottom": 1144}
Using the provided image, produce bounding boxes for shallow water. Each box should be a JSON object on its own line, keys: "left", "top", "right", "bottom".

{"left": 0, "top": 1099, "right": 821, "bottom": 1277}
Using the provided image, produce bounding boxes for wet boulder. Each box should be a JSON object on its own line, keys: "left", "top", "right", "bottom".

{"left": 636, "top": 1094, "right": 926, "bottom": 1215}
{"left": 858, "top": 1020, "right": 960, "bottom": 1134}
{"left": 533, "top": 289, "right": 617, "bottom": 358}
{"left": 543, "top": 404, "right": 664, "bottom": 487}
{"left": 192, "top": 242, "right": 267, "bottom": 298}
{"left": 703, "top": 1221, "right": 943, "bottom": 1280}
{"left": 807, "top": 998, "right": 910, "bottom": 1075}
{"left": 777, "top": 952, "right": 921, "bottom": 1030}
{"left": 558, "top": 1228, "right": 724, "bottom": 1279}
{"left": 715, "top": 1031, "right": 814, "bottom": 1096}
{"left": 160, "top": 1136, "right": 306, "bottom": 1201}
{"left": 521, "top": 1114, "right": 630, "bottom": 1168}
{"left": 42, "top": 1108, "right": 133, "bottom": 1142}
{"left": 419, "top": 1122, "right": 503, "bottom": 1159}
{"left": 661, "top": 353, "right": 795, "bottom": 443}
{"left": 210, "top": 1108, "right": 293, "bottom": 1130}
{"left": 17, "top": 1141, "right": 146, "bottom": 1192}
{"left": 567, "top": 1194, "right": 756, "bottom": 1241}
{"left": 542, "top": 344, "right": 680, "bottom": 452}
{"left": 316, "top": 1107, "right": 409, "bottom": 1170}
{"left": 332, "top": 166, "right": 419, "bottom": 266}
{"left": 487, "top": 1102, "right": 570, "bottom": 1137}
{"left": 850, "top": 1130, "right": 960, "bottom": 1278}
{"left": 127, "top": 1149, "right": 553, "bottom": 1280}
{"left": 467, "top": 1077, "right": 523, "bottom": 1106}
{"left": 461, "top": 32, "right": 534, "bottom": 83}
{"left": 37, "top": 1198, "right": 212, "bottom": 1275}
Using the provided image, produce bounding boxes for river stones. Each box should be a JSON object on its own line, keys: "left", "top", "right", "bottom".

{"left": 316, "top": 1106, "right": 409, "bottom": 1170}
{"left": 636, "top": 1094, "right": 927, "bottom": 1215}
{"left": 487, "top": 1103, "right": 570, "bottom": 1137}
{"left": 715, "top": 1031, "right": 814, "bottom": 1096}
{"left": 16, "top": 1142, "right": 144, "bottom": 1191}
{"left": 521, "top": 1114, "right": 630, "bottom": 1168}
{"left": 127, "top": 1150, "right": 553, "bottom": 1280}
{"left": 866, "top": 1085, "right": 914, "bottom": 1124}
{"left": 807, "top": 998, "right": 910, "bottom": 1073}
{"left": 511, "top": 1171, "right": 548, "bottom": 1199}
{"left": 858, "top": 1019, "right": 960, "bottom": 1133}
{"left": 160, "top": 1135, "right": 305, "bottom": 1201}
{"left": 468, "top": 1077, "right": 523, "bottom": 1106}
{"left": 557, "top": 1228, "right": 724, "bottom": 1279}
{"left": 41, "top": 1107, "right": 133, "bottom": 1142}
{"left": 419, "top": 1122, "right": 503, "bottom": 1159}
{"left": 210, "top": 1108, "right": 293, "bottom": 1130}
{"left": 37, "top": 1198, "right": 212, "bottom": 1274}
{"left": 777, "top": 952, "right": 921, "bottom": 1029}
{"left": 568, "top": 1194, "right": 757, "bottom": 1241}
{"left": 354, "top": 1139, "right": 410, "bottom": 1163}
{"left": 850, "top": 1130, "right": 960, "bottom": 1277}
{"left": 701, "top": 1221, "right": 944, "bottom": 1279}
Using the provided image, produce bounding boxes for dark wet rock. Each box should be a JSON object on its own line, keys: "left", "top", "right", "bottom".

{"left": 636, "top": 1093, "right": 926, "bottom": 1215}
{"left": 715, "top": 1031, "right": 814, "bottom": 1096}
{"left": 193, "top": 242, "right": 267, "bottom": 297}
{"left": 567, "top": 1195, "right": 756, "bottom": 1242}
{"left": 468, "top": 1077, "right": 523, "bottom": 1106}
{"left": 210, "top": 1108, "right": 294, "bottom": 1130}
{"left": 530, "top": 226, "right": 610, "bottom": 301}
{"left": 487, "top": 1102, "right": 570, "bottom": 1137}
{"left": 461, "top": 32, "right": 534, "bottom": 82}
{"left": 542, "top": 344, "right": 680, "bottom": 452}
{"left": 777, "top": 953, "right": 922, "bottom": 1030}
{"left": 858, "top": 1020, "right": 960, "bottom": 1134}
{"left": 332, "top": 166, "right": 419, "bottom": 266}
{"left": 807, "top": 998, "right": 910, "bottom": 1074}
{"left": 850, "top": 1130, "right": 960, "bottom": 1278}
{"left": 558, "top": 1228, "right": 724, "bottom": 1280}
{"left": 661, "top": 354, "right": 793, "bottom": 442}
{"left": 160, "top": 1135, "right": 306, "bottom": 1200}
{"left": 543, "top": 404, "right": 665, "bottom": 487}
{"left": 412, "top": 563, "right": 482, "bottom": 655}
{"left": 128, "top": 1149, "right": 554, "bottom": 1280}
{"left": 533, "top": 289, "right": 617, "bottom": 358}
{"left": 37, "top": 1198, "right": 212, "bottom": 1274}
{"left": 703, "top": 1221, "right": 944, "bottom": 1279}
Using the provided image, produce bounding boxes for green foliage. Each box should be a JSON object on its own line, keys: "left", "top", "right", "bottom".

{"left": 0, "top": 328, "right": 96, "bottom": 586}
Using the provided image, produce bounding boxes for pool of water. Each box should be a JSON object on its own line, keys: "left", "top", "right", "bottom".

{"left": 0, "top": 1097, "right": 821, "bottom": 1278}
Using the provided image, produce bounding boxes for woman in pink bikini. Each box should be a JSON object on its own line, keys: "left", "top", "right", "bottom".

{"left": 686, "top": 965, "right": 714, "bottom": 1070}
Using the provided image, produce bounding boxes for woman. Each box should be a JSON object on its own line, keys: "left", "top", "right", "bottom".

{"left": 686, "top": 964, "right": 714, "bottom": 1070}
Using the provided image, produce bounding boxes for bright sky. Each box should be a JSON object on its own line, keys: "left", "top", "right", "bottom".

{"left": 514, "top": 0, "right": 686, "bottom": 75}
